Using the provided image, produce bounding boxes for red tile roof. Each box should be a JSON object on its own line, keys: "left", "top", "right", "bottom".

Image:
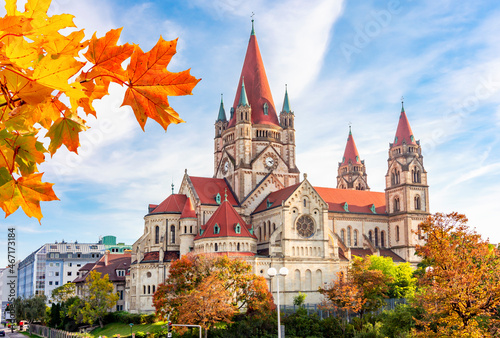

{"left": 314, "top": 187, "right": 386, "bottom": 214}
{"left": 253, "top": 183, "right": 300, "bottom": 214}
{"left": 139, "top": 251, "right": 180, "bottom": 263}
{"left": 341, "top": 130, "right": 361, "bottom": 165}
{"left": 73, "top": 253, "right": 131, "bottom": 283}
{"left": 228, "top": 29, "right": 280, "bottom": 127}
{"left": 393, "top": 107, "right": 416, "bottom": 147}
{"left": 150, "top": 194, "right": 186, "bottom": 214}
{"left": 350, "top": 248, "right": 374, "bottom": 258}
{"left": 195, "top": 200, "right": 256, "bottom": 240}
{"left": 181, "top": 197, "right": 196, "bottom": 219}
{"left": 189, "top": 176, "right": 239, "bottom": 206}
{"left": 379, "top": 249, "right": 405, "bottom": 263}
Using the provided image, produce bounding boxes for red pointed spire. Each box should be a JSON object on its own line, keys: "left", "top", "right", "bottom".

{"left": 228, "top": 24, "right": 279, "bottom": 127}
{"left": 341, "top": 126, "right": 361, "bottom": 165}
{"left": 180, "top": 197, "right": 196, "bottom": 219}
{"left": 393, "top": 102, "right": 416, "bottom": 147}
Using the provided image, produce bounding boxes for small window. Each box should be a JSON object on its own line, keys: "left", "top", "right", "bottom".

{"left": 55, "top": 272, "right": 59, "bottom": 276}
{"left": 49, "top": 281, "right": 53, "bottom": 285}
{"left": 215, "top": 243, "right": 218, "bottom": 252}
{"left": 55, "top": 281, "right": 59, "bottom": 286}
{"left": 68, "top": 263, "right": 72, "bottom": 267}
{"left": 235, "top": 223, "right": 241, "bottom": 234}
{"left": 396, "top": 226, "right": 400, "bottom": 242}
{"left": 67, "top": 272, "right": 72, "bottom": 276}
{"left": 343, "top": 202, "right": 349, "bottom": 212}
{"left": 214, "top": 224, "right": 220, "bottom": 234}
{"left": 263, "top": 102, "right": 269, "bottom": 115}
{"left": 215, "top": 193, "right": 221, "bottom": 205}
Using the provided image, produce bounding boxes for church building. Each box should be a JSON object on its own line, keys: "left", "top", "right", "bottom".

{"left": 126, "top": 22, "right": 430, "bottom": 313}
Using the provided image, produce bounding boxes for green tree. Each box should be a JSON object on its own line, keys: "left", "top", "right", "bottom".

{"left": 293, "top": 292, "right": 306, "bottom": 307}
{"left": 367, "top": 255, "right": 416, "bottom": 299}
{"left": 71, "top": 271, "right": 118, "bottom": 328}
{"left": 51, "top": 283, "right": 76, "bottom": 304}
{"left": 13, "top": 295, "right": 47, "bottom": 324}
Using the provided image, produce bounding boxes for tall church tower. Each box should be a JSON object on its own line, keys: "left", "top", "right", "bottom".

{"left": 385, "top": 101, "right": 429, "bottom": 264}
{"left": 337, "top": 126, "right": 369, "bottom": 190}
{"left": 213, "top": 21, "right": 300, "bottom": 202}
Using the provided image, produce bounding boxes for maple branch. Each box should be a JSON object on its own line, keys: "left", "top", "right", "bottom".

{"left": 83, "top": 74, "right": 127, "bottom": 86}
{"left": 0, "top": 33, "right": 25, "bottom": 41}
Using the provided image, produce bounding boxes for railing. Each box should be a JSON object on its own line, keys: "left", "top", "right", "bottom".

{"left": 30, "top": 324, "right": 92, "bottom": 338}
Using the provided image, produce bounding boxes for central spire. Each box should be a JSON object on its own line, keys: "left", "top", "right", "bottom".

{"left": 341, "top": 127, "right": 361, "bottom": 165}
{"left": 228, "top": 21, "right": 279, "bottom": 127}
{"left": 393, "top": 100, "right": 416, "bottom": 147}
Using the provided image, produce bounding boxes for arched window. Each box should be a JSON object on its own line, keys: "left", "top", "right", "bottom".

{"left": 184, "top": 226, "right": 187, "bottom": 234}
{"left": 235, "top": 223, "right": 241, "bottom": 234}
{"left": 263, "top": 102, "right": 269, "bottom": 115}
{"left": 375, "top": 228, "right": 379, "bottom": 247}
{"left": 148, "top": 285, "right": 151, "bottom": 294}
{"left": 354, "top": 230, "right": 358, "bottom": 246}
{"left": 381, "top": 231, "right": 385, "bottom": 247}
{"left": 396, "top": 225, "right": 400, "bottom": 242}
{"left": 315, "top": 269, "right": 323, "bottom": 289}
{"left": 263, "top": 222, "right": 267, "bottom": 240}
{"left": 417, "top": 170, "right": 421, "bottom": 183}
{"left": 394, "top": 197, "right": 400, "bottom": 212}
{"left": 152, "top": 285, "right": 156, "bottom": 293}
{"left": 237, "top": 243, "right": 240, "bottom": 251}
{"left": 214, "top": 224, "right": 220, "bottom": 234}
{"left": 340, "top": 229, "right": 345, "bottom": 243}
{"left": 155, "top": 226, "right": 159, "bottom": 244}
{"left": 143, "top": 285, "right": 146, "bottom": 294}
{"left": 303, "top": 199, "right": 307, "bottom": 207}
{"left": 369, "top": 230, "right": 373, "bottom": 243}
{"left": 294, "top": 270, "right": 301, "bottom": 290}
{"left": 305, "top": 270, "right": 312, "bottom": 290}
{"left": 347, "top": 227, "right": 352, "bottom": 246}
{"left": 415, "top": 196, "right": 421, "bottom": 210}
{"left": 190, "top": 226, "right": 193, "bottom": 233}
{"left": 170, "top": 225, "right": 175, "bottom": 243}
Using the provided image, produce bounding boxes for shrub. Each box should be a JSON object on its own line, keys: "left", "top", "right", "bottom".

{"left": 140, "top": 314, "right": 156, "bottom": 324}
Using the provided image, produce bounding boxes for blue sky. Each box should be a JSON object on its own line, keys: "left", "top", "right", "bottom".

{"left": 2, "top": 0, "right": 500, "bottom": 267}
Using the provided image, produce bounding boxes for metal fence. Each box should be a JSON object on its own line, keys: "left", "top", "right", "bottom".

{"left": 280, "top": 298, "right": 407, "bottom": 321}
{"left": 30, "top": 324, "right": 92, "bottom": 338}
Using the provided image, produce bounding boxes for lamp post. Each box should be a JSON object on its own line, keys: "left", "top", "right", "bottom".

{"left": 267, "top": 267, "right": 288, "bottom": 338}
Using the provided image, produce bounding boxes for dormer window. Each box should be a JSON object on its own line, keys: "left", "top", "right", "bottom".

{"left": 410, "top": 135, "right": 414, "bottom": 142}
{"left": 267, "top": 199, "right": 272, "bottom": 208}
{"left": 230, "top": 107, "right": 234, "bottom": 119}
{"left": 235, "top": 223, "right": 241, "bottom": 234}
{"left": 116, "top": 270, "right": 125, "bottom": 277}
{"left": 263, "top": 102, "right": 269, "bottom": 115}
{"left": 215, "top": 193, "right": 221, "bottom": 205}
{"left": 343, "top": 202, "right": 349, "bottom": 212}
{"left": 394, "top": 137, "right": 398, "bottom": 144}
{"left": 214, "top": 224, "right": 220, "bottom": 234}
{"left": 370, "top": 204, "right": 376, "bottom": 214}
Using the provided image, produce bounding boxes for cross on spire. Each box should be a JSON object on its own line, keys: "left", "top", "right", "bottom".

{"left": 224, "top": 188, "right": 228, "bottom": 201}
{"left": 401, "top": 96, "right": 405, "bottom": 112}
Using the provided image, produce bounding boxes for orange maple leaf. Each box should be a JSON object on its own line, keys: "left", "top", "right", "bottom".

{"left": 0, "top": 173, "right": 59, "bottom": 222}
{"left": 46, "top": 113, "right": 87, "bottom": 154}
{"left": 122, "top": 37, "right": 200, "bottom": 130}
{"left": 83, "top": 28, "right": 134, "bottom": 80}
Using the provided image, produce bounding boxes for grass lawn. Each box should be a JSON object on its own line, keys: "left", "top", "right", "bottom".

{"left": 91, "top": 322, "right": 167, "bottom": 337}
{"left": 20, "top": 332, "right": 42, "bottom": 338}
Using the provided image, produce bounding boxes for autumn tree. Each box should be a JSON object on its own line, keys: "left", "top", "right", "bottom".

{"left": 70, "top": 270, "right": 118, "bottom": 328}
{"left": 320, "top": 256, "right": 391, "bottom": 319}
{"left": 0, "top": 0, "right": 199, "bottom": 221}
{"left": 413, "top": 212, "right": 500, "bottom": 337}
{"left": 153, "top": 253, "right": 274, "bottom": 336}
{"left": 368, "top": 255, "right": 416, "bottom": 299}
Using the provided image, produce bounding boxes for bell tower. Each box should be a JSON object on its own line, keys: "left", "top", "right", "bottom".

{"left": 214, "top": 94, "right": 228, "bottom": 174}
{"left": 385, "top": 100, "right": 429, "bottom": 264}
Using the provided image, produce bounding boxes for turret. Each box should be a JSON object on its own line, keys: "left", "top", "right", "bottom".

{"left": 214, "top": 95, "right": 228, "bottom": 173}
{"left": 179, "top": 196, "right": 197, "bottom": 256}
{"left": 337, "top": 126, "right": 369, "bottom": 190}
{"left": 279, "top": 85, "right": 296, "bottom": 169}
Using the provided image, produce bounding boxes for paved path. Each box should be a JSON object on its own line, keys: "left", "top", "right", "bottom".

{"left": 6, "top": 329, "right": 29, "bottom": 338}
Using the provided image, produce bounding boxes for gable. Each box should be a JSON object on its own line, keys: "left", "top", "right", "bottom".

{"left": 242, "top": 173, "right": 285, "bottom": 212}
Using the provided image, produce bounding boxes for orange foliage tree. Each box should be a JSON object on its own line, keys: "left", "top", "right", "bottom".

{"left": 414, "top": 212, "right": 500, "bottom": 337}
{"left": 320, "top": 256, "right": 391, "bottom": 318}
{"left": 0, "top": 0, "right": 199, "bottom": 221}
{"left": 153, "top": 253, "right": 275, "bottom": 335}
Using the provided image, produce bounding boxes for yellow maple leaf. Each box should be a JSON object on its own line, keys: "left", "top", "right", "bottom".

{"left": 0, "top": 172, "right": 59, "bottom": 222}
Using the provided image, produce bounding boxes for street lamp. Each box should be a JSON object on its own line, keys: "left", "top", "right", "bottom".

{"left": 267, "top": 267, "right": 288, "bottom": 338}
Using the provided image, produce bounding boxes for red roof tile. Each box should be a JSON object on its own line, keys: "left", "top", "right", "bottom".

{"left": 253, "top": 183, "right": 300, "bottom": 214}
{"left": 379, "top": 249, "right": 405, "bottom": 263}
{"left": 195, "top": 200, "right": 256, "bottom": 240}
{"left": 142, "top": 251, "right": 159, "bottom": 262}
{"left": 189, "top": 176, "right": 239, "bottom": 206}
{"left": 314, "top": 187, "right": 386, "bottom": 214}
{"left": 393, "top": 108, "right": 416, "bottom": 147}
{"left": 350, "top": 248, "right": 374, "bottom": 258}
{"left": 228, "top": 30, "right": 279, "bottom": 127}
{"left": 341, "top": 130, "right": 361, "bottom": 165}
{"left": 150, "top": 194, "right": 187, "bottom": 214}
{"left": 73, "top": 253, "right": 131, "bottom": 284}
{"left": 181, "top": 197, "right": 196, "bottom": 219}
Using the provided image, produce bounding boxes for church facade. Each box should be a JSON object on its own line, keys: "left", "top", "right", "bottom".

{"left": 126, "top": 23, "right": 430, "bottom": 313}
